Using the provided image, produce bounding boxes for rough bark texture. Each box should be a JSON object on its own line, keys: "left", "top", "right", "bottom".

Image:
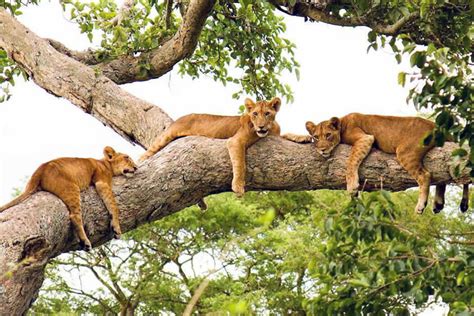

{"left": 0, "top": 137, "right": 469, "bottom": 315}
{"left": 0, "top": 9, "right": 172, "bottom": 147}
{"left": 0, "top": 5, "right": 471, "bottom": 316}
{"left": 269, "top": 0, "right": 472, "bottom": 49}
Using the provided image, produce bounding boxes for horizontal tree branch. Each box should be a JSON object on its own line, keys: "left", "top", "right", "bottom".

{"left": 0, "top": 136, "right": 468, "bottom": 314}
{"left": 268, "top": 1, "right": 424, "bottom": 37}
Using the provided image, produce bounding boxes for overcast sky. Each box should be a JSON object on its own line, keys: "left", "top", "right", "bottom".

{"left": 0, "top": 2, "right": 416, "bottom": 203}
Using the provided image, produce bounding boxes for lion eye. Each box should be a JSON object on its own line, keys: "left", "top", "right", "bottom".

{"left": 252, "top": 112, "right": 258, "bottom": 116}
{"left": 326, "top": 133, "right": 332, "bottom": 140}
{"left": 265, "top": 112, "right": 271, "bottom": 116}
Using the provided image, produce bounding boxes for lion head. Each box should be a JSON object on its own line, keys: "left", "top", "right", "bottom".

{"left": 306, "top": 117, "right": 341, "bottom": 158}
{"left": 103, "top": 146, "right": 138, "bottom": 176}
{"left": 245, "top": 97, "right": 281, "bottom": 137}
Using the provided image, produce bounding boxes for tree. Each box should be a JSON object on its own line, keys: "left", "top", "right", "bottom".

{"left": 0, "top": 0, "right": 471, "bottom": 314}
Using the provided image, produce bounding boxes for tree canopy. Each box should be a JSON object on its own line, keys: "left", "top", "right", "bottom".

{"left": 32, "top": 190, "right": 474, "bottom": 314}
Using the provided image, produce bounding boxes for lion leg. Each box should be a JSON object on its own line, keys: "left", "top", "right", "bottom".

{"left": 226, "top": 137, "right": 247, "bottom": 197}
{"left": 282, "top": 133, "right": 313, "bottom": 144}
{"left": 139, "top": 128, "right": 179, "bottom": 162}
{"left": 396, "top": 148, "right": 431, "bottom": 214}
{"left": 60, "top": 187, "right": 91, "bottom": 251}
{"left": 346, "top": 134, "right": 374, "bottom": 196}
{"left": 95, "top": 180, "right": 122, "bottom": 239}
{"left": 226, "top": 131, "right": 257, "bottom": 198}
{"left": 460, "top": 183, "right": 469, "bottom": 213}
{"left": 42, "top": 175, "right": 92, "bottom": 251}
{"left": 433, "top": 183, "right": 446, "bottom": 213}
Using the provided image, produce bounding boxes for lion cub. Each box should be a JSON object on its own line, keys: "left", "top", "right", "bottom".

{"left": 0, "top": 146, "right": 137, "bottom": 251}
{"left": 139, "top": 97, "right": 282, "bottom": 196}
{"left": 284, "top": 113, "right": 469, "bottom": 214}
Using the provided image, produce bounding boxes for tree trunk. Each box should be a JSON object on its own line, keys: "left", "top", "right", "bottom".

{"left": 120, "top": 303, "right": 135, "bottom": 316}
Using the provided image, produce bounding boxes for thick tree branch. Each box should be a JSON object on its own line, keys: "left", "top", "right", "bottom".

{"left": 48, "top": 0, "right": 215, "bottom": 84}
{"left": 0, "top": 8, "right": 172, "bottom": 148}
{"left": 269, "top": 1, "right": 423, "bottom": 36}
{"left": 0, "top": 137, "right": 469, "bottom": 314}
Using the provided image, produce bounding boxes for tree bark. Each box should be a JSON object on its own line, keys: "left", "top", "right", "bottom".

{"left": 0, "top": 8, "right": 172, "bottom": 147}
{"left": 0, "top": 136, "right": 469, "bottom": 315}
{"left": 0, "top": 6, "right": 470, "bottom": 316}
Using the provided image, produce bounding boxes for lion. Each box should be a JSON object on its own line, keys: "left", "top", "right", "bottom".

{"left": 139, "top": 97, "right": 282, "bottom": 197}
{"left": 283, "top": 113, "right": 470, "bottom": 214}
{"left": 0, "top": 146, "right": 138, "bottom": 251}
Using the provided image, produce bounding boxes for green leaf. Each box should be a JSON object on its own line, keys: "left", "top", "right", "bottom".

{"left": 452, "top": 148, "right": 468, "bottom": 157}
{"left": 348, "top": 279, "right": 370, "bottom": 288}
{"left": 398, "top": 72, "right": 406, "bottom": 87}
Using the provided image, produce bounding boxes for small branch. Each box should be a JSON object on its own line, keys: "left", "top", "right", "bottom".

{"left": 165, "top": 0, "right": 173, "bottom": 29}
{"left": 371, "top": 12, "right": 419, "bottom": 35}
{"left": 368, "top": 260, "right": 437, "bottom": 297}
{"left": 182, "top": 278, "right": 210, "bottom": 316}
{"left": 47, "top": 39, "right": 101, "bottom": 65}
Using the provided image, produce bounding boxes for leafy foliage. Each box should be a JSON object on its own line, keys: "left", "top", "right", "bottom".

{"left": 61, "top": 0, "right": 179, "bottom": 60}
{"left": 180, "top": 0, "right": 299, "bottom": 102}
{"left": 307, "top": 190, "right": 474, "bottom": 314}
{"left": 60, "top": 0, "right": 299, "bottom": 101}
{"left": 0, "top": 49, "right": 27, "bottom": 103}
{"left": 31, "top": 189, "right": 474, "bottom": 314}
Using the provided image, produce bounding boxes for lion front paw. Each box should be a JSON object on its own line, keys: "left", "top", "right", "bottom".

{"left": 79, "top": 239, "right": 92, "bottom": 252}
{"left": 111, "top": 223, "right": 122, "bottom": 239}
{"left": 138, "top": 154, "right": 150, "bottom": 163}
{"left": 232, "top": 180, "right": 245, "bottom": 198}
{"left": 346, "top": 178, "right": 359, "bottom": 197}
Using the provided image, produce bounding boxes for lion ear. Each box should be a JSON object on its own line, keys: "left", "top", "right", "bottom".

{"left": 244, "top": 98, "right": 255, "bottom": 112}
{"left": 305, "top": 121, "right": 316, "bottom": 134}
{"left": 104, "top": 146, "right": 116, "bottom": 160}
{"left": 269, "top": 97, "right": 281, "bottom": 112}
{"left": 329, "top": 117, "right": 341, "bottom": 130}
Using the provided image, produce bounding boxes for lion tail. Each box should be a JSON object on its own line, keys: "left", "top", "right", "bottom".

{"left": 0, "top": 164, "right": 45, "bottom": 212}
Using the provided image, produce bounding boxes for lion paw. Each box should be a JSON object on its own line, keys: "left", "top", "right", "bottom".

{"left": 415, "top": 200, "right": 427, "bottom": 214}
{"left": 111, "top": 223, "right": 122, "bottom": 239}
{"left": 138, "top": 154, "right": 149, "bottom": 163}
{"left": 346, "top": 181, "right": 359, "bottom": 197}
{"left": 232, "top": 180, "right": 245, "bottom": 198}
{"left": 80, "top": 239, "right": 92, "bottom": 252}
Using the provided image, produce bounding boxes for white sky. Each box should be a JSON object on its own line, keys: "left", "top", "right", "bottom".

{"left": 0, "top": 2, "right": 416, "bottom": 203}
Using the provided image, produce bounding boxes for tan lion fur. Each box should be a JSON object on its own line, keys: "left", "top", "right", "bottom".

{"left": 0, "top": 146, "right": 138, "bottom": 250}
{"left": 139, "top": 97, "right": 282, "bottom": 196}
{"left": 284, "top": 113, "right": 469, "bottom": 214}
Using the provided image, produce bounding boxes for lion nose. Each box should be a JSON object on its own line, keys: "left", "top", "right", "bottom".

{"left": 258, "top": 125, "right": 265, "bottom": 129}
